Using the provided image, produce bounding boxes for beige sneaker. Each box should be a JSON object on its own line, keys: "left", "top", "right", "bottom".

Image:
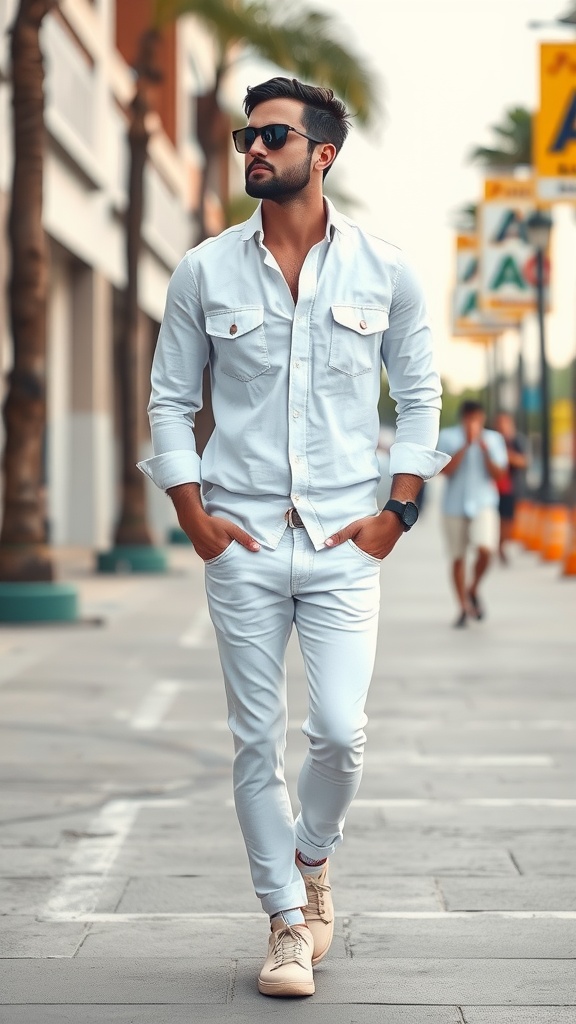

{"left": 300, "top": 860, "right": 334, "bottom": 965}
{"left": 257, "top": 919, "right": 315, "bottom": 997}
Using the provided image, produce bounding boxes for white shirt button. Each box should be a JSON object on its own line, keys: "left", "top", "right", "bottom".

{"left": 293, "top": 360, "right": 301, "bottom": 369}
{"left": 292, "top": 410, "right": 300, "bottom": 419}
{"left": 293, "top": 494, "right": 300, "bottom": 502}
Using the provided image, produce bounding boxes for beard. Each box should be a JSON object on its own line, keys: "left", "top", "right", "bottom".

{"left": 245, "top": 153, "right": 312, "bottom": 202}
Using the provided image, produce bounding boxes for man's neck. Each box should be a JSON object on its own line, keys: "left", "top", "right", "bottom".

{"left": 261, "top": 193, "right": 328, "bottom": 252}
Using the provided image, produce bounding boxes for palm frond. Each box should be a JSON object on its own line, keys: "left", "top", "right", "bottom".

{"left": 153, "top": 0, "right": 380, "bottom": 126}
{"left": 451, "top": 202, "right": 477, "bottom": 232}
{"left": 469, "top": 106, "right": 532, "bottom": 168}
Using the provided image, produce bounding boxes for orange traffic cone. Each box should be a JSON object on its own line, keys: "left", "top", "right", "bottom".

{"left": 525, "top": 503, "right": 544, "bottom": 552}
{"left": 562, "top": 507, "right": 576, "bottom": 576}
{"left": 541, "top": 504, "right": 570, "bottom": 562}
{"left": 512, "top": 499, "right": 531, "bottom": 544}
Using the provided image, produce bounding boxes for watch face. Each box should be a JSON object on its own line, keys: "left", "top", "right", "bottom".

{"left": 403, "top": 502, "right": 419, "bottom": 527}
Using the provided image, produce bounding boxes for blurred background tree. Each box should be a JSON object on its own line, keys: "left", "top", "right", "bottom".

{"left": 469, "top": 106, "right": 532, "bottom": 170}
{"left": 0, "top": 0, "right": 58, "bottom": 583}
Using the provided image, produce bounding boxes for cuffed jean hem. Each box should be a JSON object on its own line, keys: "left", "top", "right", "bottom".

{"left": 293, "top": 829, "right": 340, "bottom": 863}
{"left": 260, "top": 877, "right": 308, "bottom": 917}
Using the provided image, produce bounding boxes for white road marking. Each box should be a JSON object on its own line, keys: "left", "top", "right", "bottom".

{"left": 149, "top": 716, "right": 575, "bottom": 741}
{"left": 130, "top": 680, "right": 183, "bottom": 731}
{"left": 465, "top": 719, "right": 576, "bottom": 732}
{"left": 41, "top": 798, "right": 187, "bottom": 921}
{"left": 223, "top": 796, "right": 576, "bottom": 809}
{"left": 41, "top": 910, "right": 576, "bottom": 922}
{"left": 179, "top": 605, "right": 212, "bottom": 648}
{"left": 353, "top": 798, "right": 576, "bottom": 808}
{"left": 363, "top": 754, "right": 554, "bottom": 767}
{"left": 159, "top": 719, "right": 230, "bottom": 731}
{"left": 368, "top": 718, "right": 576, "bottom": 732}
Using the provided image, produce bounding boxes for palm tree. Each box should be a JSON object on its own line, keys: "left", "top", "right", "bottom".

{"left": 111, "top": 0, "right": 379, "bottom": 559}
{"left": 0, "top": 0, "right": 58, "bottom": 583}
{"left": 110, "top": 27, "right": 163, "bottom": 555}
{"left": 469, "top": 106, "right": 532, "bottom": 170}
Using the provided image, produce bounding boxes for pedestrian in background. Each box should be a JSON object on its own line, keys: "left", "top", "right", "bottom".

{"left": 494, "top": 411, "right": 528, "bottom": 564}
{"left": 438, "top": 400, "right": 507, "bottom": 628}
{"left": 139, "top": 76, "right": 449, "bottom": 997}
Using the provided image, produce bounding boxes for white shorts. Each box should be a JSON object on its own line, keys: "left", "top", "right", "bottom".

{"left": 443, "top": 508, "right": 500, "bottom": 560}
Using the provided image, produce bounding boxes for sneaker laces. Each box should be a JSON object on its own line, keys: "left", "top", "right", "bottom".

{"left": 271, "top": 925, "right": 308, "bottom": 969}
{"left": 304, "top": 874, "right": 331, "bottom": 923}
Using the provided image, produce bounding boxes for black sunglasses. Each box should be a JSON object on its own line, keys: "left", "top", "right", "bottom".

{"left": 232, "top": 123, "right": 322, "bottom": 154}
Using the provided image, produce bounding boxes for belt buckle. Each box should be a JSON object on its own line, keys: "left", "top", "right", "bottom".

{"left": 286, "top": 507, "right": 297, "bottom": 528}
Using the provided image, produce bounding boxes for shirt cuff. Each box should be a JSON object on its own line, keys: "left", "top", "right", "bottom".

{"left": 389, "top": 441, "right": 451, "bottom": 480}
{"left": 137, "top": 450, "right": 202, "bottom": 491}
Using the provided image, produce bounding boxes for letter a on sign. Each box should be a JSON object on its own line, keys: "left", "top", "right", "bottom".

{"left": 490, "top": 256, "right": 526, "bottom": 291}
{"left": 550, "top": 90, "right": 576, "bottom": 152}
{"left": 493, "top": 210, "right": 525, "bottom": 243}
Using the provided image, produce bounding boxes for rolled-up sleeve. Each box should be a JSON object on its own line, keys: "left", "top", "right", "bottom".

{"left": 382, "top": 259, "right": 450, "bottom": 479}
{"left": 137, "top": 256, "right": 209, "bottom": 490}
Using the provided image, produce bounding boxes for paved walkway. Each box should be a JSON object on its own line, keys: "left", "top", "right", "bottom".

{"left": 0, "top": 484, "right": 575, "bottom": 1022}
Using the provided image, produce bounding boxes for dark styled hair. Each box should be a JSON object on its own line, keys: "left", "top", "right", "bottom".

{"left": 458, "top": 399, "right": 485, "bottom": 419}
{"left": 243, "top": 77, "right": 351, "bottom": 176}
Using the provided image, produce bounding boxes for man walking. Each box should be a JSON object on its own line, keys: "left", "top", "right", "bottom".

{"left": 438, "top": 400, "right": 507, "bottom": 627}
{"left": 139, "top": 76, "right": 448, "bottom": 996}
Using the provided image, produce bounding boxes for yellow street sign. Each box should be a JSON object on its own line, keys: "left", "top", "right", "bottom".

{"left": 484, "top": 179, "right": 535, "bottom": 202}
{"left": 534, "top": 42, "right": 576, "bottom": 202}
{"left": 452, "top": 233, "right": 513, "bottom": 341}
{"left": 479, "top": 178, "right": 551, "bottom": 313}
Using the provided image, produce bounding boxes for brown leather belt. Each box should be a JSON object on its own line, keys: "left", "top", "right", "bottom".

{"left": 285, "top": 507, "right": 304, "bottom": 528}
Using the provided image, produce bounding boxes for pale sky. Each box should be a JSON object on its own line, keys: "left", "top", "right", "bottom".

{"left": 235, "top": 0, "right": 576, "bottom": 393}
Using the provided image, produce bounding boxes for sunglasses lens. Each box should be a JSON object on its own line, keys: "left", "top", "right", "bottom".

{"left": 234, "top": 125, "right": 290, "bottom": 152}
{"left": 260, "top": 125, "right": 288, "bottom": 149}
{"left": 234, "top": 128, "right": 255, "bottom": 153}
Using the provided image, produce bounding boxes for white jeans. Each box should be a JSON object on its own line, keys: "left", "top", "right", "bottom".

{"left": 204, "top": 526, "right": 380, "bottom": 916}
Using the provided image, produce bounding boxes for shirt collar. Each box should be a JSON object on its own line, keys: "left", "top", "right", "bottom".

{"left": 240, "top": 197, "right": 351, "bottom": 243}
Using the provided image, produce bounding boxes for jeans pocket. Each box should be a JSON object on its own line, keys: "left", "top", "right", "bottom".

{"left": 346, "top": 539, "right": 382, "bottom": 565}
{"left": 204, "top": 540, "right": 237, "bottom": 566}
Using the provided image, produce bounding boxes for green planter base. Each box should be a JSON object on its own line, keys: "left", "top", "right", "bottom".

{"left": 96, "top": 545, "right": 168, "bottom": 574}
{"left": 0, "top": 582, "right": 78, "bottom": 623}
{"left": 167, "top": 526, "right": 192, "bottom": 546}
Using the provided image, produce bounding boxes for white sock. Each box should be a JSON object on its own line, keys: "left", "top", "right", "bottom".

{"left": 271, "top": 908, "right": 305, "bottom": 927}
{"left": 297, "top": 852, "right": 327, "bottom": 877}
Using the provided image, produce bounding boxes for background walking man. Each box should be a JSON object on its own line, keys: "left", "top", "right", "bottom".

{"left": 438, "top": 400, "right": 507, "bottom": 627}
{"left": 139, "top": 76, "right": 449, "bottom": 996}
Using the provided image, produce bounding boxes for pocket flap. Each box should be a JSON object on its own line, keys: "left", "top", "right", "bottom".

{"left": 331, "top": 305, "right": 389, "bottom": 335}
{"left": 206, "top": 306, "right": 265, "bottom": 339}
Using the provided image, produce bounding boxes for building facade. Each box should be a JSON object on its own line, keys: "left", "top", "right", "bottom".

{"left": 0, "top": 0, "right": 222, "bottom": 549}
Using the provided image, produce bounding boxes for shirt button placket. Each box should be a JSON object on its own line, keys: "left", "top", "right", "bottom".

{"left": 288, "top": 248, "right": 320, "bottom": 521}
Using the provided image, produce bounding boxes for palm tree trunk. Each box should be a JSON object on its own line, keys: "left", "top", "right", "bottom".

{"left": 0, "top": 0, "right": 57, "bottom": 582}
{"left": 113, "top": 34, "right": 161, "bottom": 547}
{"left": 195, "top": 69, "right": 229, "bottom": 242}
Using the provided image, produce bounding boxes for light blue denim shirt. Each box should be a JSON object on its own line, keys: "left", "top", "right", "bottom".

{"left": 138, "top": 200, "right": 450, "bottom": 550}
{"left": 437, "top": 425, "right": 508, "bottom": 517}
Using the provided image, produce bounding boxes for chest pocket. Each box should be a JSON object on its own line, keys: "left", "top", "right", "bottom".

{"left": 329, "top": 305, "right": 389, "bottom": 376}
{"left": 205, "top": 306, "right": 269, "bottom": 382}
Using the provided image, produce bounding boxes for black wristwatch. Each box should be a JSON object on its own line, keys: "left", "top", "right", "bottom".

{"left": 383, "top": 499, "right": 419, "bottom": 532}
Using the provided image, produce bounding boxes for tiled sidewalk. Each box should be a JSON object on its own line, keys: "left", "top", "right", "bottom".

{"left": 0, "top": 491, "right": 574, "bottom": 1022}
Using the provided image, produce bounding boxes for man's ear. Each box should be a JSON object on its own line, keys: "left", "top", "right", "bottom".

{"left": 315, "top": 143, "right": 336, "bottom": 174}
